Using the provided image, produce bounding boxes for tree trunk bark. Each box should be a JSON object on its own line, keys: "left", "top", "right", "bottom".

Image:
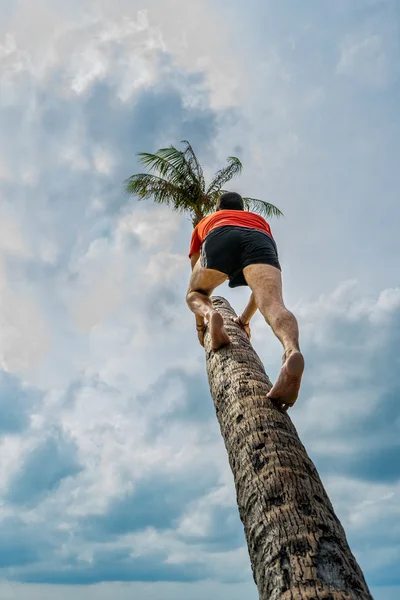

{"left": 204, "top": 296, "right": 373, "bottom": 600}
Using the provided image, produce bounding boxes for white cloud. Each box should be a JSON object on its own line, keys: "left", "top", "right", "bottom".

{"left": 0, "top": 206, "right": 32, "bottom": 258}
{"left": 92, "top": 146, "right": 115, "bottom": 175}
{"left": 0, "top": 260, "right": 51, "bottom": 373}
{"left": 293, "top": 280, "right": 400, "bottom": 436}
{"left": 0, "top": 0, "right": 241, "bottom": 111}
{"left": 0, "top": 0, "right": 399, "bottom": 594}
{"left": 324, "top": 475, "right": 399, "bottom": 530}
{"left": 0, "top": 581, "right": 258, "bottom": 600}
{"left": 64, "top": 206, "right": 185, "bottom": 332}
{"left": 337, "top": 34, "right": 393, "bottom": 88}
{"left": 370, "top": 288, "right": 400, "bottom": 323}
{"left": 0, "top": 435, "right": 26, "bottom": 497}
{"left": 116, "top": 206, "right": 182, "bottom": 251}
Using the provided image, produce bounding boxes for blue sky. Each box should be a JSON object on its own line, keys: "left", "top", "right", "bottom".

{"left": 0, "top": 1, "right": 399, "bottom": 598}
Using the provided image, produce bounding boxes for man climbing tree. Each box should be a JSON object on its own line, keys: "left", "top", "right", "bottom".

{"left": 125, "top": 142, "right": 373, "bottom": 600}
{"left": 186, "top": 191, "right": 304, "bottom": 411}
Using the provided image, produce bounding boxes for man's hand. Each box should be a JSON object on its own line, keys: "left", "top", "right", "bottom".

{"left": 233, "top": 316, "right": 251, "bottom": 340}
{"left": 233, "top": 293, "right": 257, "bottom": 340}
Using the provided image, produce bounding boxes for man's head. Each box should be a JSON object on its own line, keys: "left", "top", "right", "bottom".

{"left": 216, "top": 192, "right": 244, "bottom": 211}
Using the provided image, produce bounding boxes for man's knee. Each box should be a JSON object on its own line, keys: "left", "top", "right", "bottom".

{"left": 186, "top": 288, "right": 210, "bottom": 304}
{"left": 258, "top": 299, "right": 287, "bottom": 324}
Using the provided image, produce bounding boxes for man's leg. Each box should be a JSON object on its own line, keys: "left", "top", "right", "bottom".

{"left": 186, "top": 262, "right": 230, "bottom": 351}
{"left": 243, "top": 263, "right": 304, "bottom": 409}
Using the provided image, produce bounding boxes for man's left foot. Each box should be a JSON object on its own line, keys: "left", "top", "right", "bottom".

{"left": 209, "top": 311, "right": 231, "bottom": 351}
{"left": 267, "top": 351, "right": 304, "bottom": 410}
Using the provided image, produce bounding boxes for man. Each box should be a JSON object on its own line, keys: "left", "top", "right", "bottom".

{"left": 186, "top": 191, "right": 304, "bottom": 411}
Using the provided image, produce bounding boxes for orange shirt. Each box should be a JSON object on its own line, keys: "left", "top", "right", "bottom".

{"left": 189, "top": 210, "right": 273, "bottom": 257}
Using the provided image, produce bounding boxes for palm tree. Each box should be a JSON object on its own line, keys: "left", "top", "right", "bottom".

{"left": 206, "top": 298, "right": 372, "bottom": 600}
{"left": 124, "top": 142, "right": 373, "bottom": 599}
{"left": 124, "top": 140, "right": 283, "bottom": 226}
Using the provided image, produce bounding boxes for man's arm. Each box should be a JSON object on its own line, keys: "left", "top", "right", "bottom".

{"left": 234, "top": 292, "right": 258, "bottom": 339}
{"left": 190, "top": 252, "right": 200, "bottom": 271}
{"left": 189, "top": 252, "right": 206, "bottom": 334}
{"left": 239, "top": 292, "right": 258, "bottom": 325}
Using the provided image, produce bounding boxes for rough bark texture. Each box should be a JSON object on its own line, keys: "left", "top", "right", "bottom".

{"left": 204, "top": 297, "right": 373, "bottom": 600}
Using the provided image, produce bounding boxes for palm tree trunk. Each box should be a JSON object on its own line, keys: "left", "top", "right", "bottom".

{"left": 204, "top": 296, "right": 373, "bottom": 600}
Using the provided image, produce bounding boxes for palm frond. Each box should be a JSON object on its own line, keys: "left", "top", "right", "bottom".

{"left": 124, "top": 173, "right": 186, "bottom": 209}
{"left": 181, "top": 140, "right": 205, "bottom": 191}
{"left": 145, "top": 145, "right": 203, "bottom": 197}
{"left": 206, "top": 157, "right": 243, "bottom": 195}
{"left": 242, "top": 197, "right": 284, "bottom": 219}
{"left": 138, "top": 152, "right": 177, "bottom": 176}
{"left": 153, "top": 146, "right": 187, "bottom": 172}
{"left": 124, "top": 172, "right": 204, "bottom": 220}
{"left": 138, "top": 150, "right": 189, "bottom": 188}
{"left": 158, "top": 145, "right": 203, "bottom": 194}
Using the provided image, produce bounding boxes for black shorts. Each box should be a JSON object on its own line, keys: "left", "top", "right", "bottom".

{"left": 200, "top": 225, "right": 281, "bottom": 288}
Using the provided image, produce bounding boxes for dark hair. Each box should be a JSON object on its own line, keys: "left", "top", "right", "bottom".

{"left": 216, "top": 192, "right": 244, "bottom": 211}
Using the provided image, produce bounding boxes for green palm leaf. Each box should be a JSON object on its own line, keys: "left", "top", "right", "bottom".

{"left": 137, "top": 152, "right": 183, "bottom": 182}
{"left": 206, "top": 157, "right": 243, "bottom": 195}
{"left": 140, "top": 145, "right": 203, "bottom": 197}
{"left": 124, "top": 173, "right": 190, "bottom": 212}
{"left": 243, "top": 197, "right": 284, "bottom": 219}
{"left": 182, "top": 140, "right": 205, "bottom": 191}
{"left": 138, "top": 149, "right": 189, "bottom": 189}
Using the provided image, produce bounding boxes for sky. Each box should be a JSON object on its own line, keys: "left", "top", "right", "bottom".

{"left": 0, "top": 0, "right": 399, "bottom": 598}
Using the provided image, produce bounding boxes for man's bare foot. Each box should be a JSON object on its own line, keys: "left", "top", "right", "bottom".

{"left": 209, "top": 311, "right": 231, "bottom": 351}
{"left": 267, "top": 351, "right": 304, "bottom": 410}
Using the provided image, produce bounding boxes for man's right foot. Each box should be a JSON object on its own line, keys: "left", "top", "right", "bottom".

{"left": 209, "top": 311, "right": 231, "bottom": 351}
{"left": 267, "top": 351, "right": 304, "bottom": 410}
